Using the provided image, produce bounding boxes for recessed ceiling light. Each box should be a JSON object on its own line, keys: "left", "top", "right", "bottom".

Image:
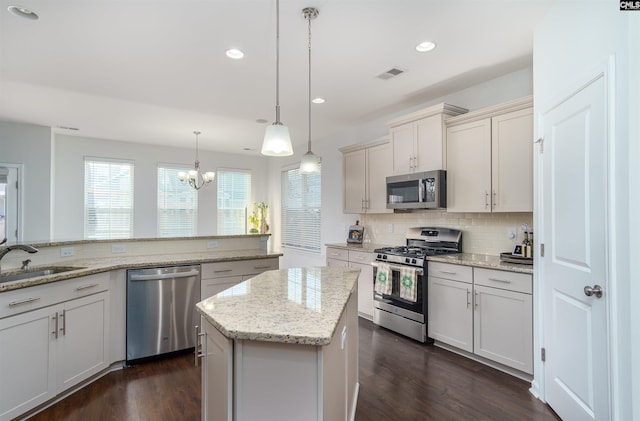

{"left": 256, "top": 118, "right": 268, "bottom": 124}
{"left": 225, "top": 49, "right": 244, "bottom": 59}
{"left": 415, "top": 41, "right": 436, "bottom": 52}
{"left": 7, "top": 5, "right": 39, "bottom": 20}
{"left": 312, "top": 98, "right": 325, "bottom": 104}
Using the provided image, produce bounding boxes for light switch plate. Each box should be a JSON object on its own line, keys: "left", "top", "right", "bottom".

{"left": 508, "top": 226, "right": 517, "bottom": 241}
{"left": 207, "top": 241, "right": 219, "bottom": 249}
{"left": 111, "top": 244, "right": 126, "bottom": 253}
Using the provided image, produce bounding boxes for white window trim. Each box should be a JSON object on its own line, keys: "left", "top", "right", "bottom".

{"left": 157, "top": 163, "right": 199, "bottom": 238}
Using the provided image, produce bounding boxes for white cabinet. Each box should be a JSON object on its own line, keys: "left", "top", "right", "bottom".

{"left": 202, "top": 320, "right": 233, "bottom": 421}
{"left": 427, "top": 262, "right": 533, "bottom": 375}
{"left": 342, "top": 139, "right": 392, "bottom": 214}
{"left": 387, "top": 103, "right": 468, "bottom": 174}
{"left": 0, "top": 273, "right": 110, "bottom": 421}
{"left": 201, "top": 258, "right": 279, "bottom": 300}
{"left": 446, "top": 97, "right": 533, "bottom": 213}
{"left": 326, "top": 247, "right": 374, "bottom": 320}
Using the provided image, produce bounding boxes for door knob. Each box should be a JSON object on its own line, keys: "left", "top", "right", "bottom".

{"left": 584, "top": 284, "right": 603, "bottom": 299}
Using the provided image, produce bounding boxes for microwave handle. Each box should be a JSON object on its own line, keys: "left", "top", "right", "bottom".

{"left": 418, "top": 179, "right": 425, "bottom": 203}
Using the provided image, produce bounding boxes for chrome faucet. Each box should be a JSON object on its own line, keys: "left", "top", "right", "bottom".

{"left": 0, "top": 242, "right": 39, "bottom": 272}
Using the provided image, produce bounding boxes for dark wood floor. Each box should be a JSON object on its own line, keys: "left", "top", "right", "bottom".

{"left": 28, "top": 318, "right": 560, "bottom": 421}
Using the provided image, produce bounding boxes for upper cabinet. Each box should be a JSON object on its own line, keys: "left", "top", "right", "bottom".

{"left": 445, "top": 96, "right": 533, "bottom": 213}
{"left": 341, "top": 138, "right": 392, "bottom": 214}
{"left": 386, "top": 103, "right": 468, "bottom": 174}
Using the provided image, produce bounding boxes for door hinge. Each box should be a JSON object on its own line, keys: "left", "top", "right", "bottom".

{"left": 15, "top": 180, "right": 19, "bottom": 189}
{"left": 540, "top": 243, "right": 545, "bottom": 257}
{"left": 534, "top": 137, "right": 544, "bottom": 153}
{"left": 541, "top": 347, "right": 546, "bottom": 362}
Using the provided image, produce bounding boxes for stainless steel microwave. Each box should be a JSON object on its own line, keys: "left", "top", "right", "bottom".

{"left": 386, "top": 170, "right": 446, "bottom": 210}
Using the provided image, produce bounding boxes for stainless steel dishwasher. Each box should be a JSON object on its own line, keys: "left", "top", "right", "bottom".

{"left": 126, "top": 265, "right": 201, "bottom": 363}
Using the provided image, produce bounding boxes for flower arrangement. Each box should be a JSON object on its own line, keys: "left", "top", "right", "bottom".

{"left": 248, "top": 202, "right": 269, "bottom": 234}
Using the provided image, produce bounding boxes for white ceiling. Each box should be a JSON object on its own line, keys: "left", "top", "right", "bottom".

{"left": 0, "top": 0, "right": 553, "bottom": 154}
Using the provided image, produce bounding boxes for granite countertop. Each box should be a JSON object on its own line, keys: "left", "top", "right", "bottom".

{"left": 0, "top": 250, "right": 282, "bottom": 293}
{"left": 325, "top": 243, "right": 392, "bottom": 253}
{"left": 196, "top": 267, "right": 360, "bottom": 346}
{"left": 427, "top": 253, "right": 533, "bottom": 274}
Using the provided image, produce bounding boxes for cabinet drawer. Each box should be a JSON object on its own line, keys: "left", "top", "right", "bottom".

{"left": 201, "top": 258, "right": 278, "bottom": 280}
{"left": 474, "top": 268, "right": 532, "bottom": 294}
{"left": 428, "top": 262, "right": 472, "bottom": 284}
{"left": 348, "top": 250, "right": 374, "bottom": 265}
{"left": 0, "top": 272, "right": 109, "bottom": 319}
{"left": 326, "top": 248, "right": 349, "bottom": 262}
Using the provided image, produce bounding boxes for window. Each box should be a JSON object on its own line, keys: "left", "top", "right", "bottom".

{"left": 217, "top": 169, "right": 251, "bottom": 235}
{"left": 281, "top": 165, "right": 321, "bottom": 253}
{"left": 157, "top": 166, "right": 198, "bottom": 237}
{"left": 84, "top": 159, "right": 133, "bottom": 239}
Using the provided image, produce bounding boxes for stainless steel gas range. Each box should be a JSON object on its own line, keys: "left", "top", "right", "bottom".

{"left": 373, "top": 227, "right": 462, "bottom": 343}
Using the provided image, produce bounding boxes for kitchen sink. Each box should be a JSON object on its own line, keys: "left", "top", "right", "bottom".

{"left": 0, "top": 266, "right": 86, "bottom": 284}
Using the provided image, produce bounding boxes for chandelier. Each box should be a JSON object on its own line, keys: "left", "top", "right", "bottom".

{"left": 178, "top": 131, "right": 215, "bottom": 190}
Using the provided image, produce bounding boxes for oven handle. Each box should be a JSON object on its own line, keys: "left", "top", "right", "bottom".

{"left": 371, "top": 261, "right": 424, "bottom": 275}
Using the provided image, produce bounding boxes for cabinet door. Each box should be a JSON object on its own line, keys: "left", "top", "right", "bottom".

{"left": 343, "top": 149, "right": 367, "bottom": 213}
{"left": 366, "top": 142, "right": 393, "bottom": 213}
{"left": 58, "top": 292, "right": 110, "bottom": 391}
{"left": 390, "top": 124, "right": 415, "bottom": 174}
{"left": 203, "top": 322, "right": 233, "bottom": 421}
{"left": 327, "top": 258, "right": 349, "bottom": 268}
{"left": 415, "top": 114, "right": 444, "bottom": 172}
{"left": 202, "top": 276, "right": 243, "bottom": 300}
{"left": 349, "top": 261, "right": 373, "bottom": 319}
{"left": 473, "top": 285, "right": 533, "bottom": 374}
{"left": 0, "top": 307, "right": 56, "bottom": 421}
{"left": 491, "top": 107, "right": 534, "bottom": 212}
{"left": 427, "top": 277, "right": 473, "bottom": 352}
{"left": 446, "top": 119, "right": 492, "bottom": 212}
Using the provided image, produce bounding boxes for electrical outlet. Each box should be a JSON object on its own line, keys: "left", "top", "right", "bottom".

{"left": 111, "top": 244, "right": 126, "bottom": 253}
{"left": 388, "top": 224, "right": 394, "bottom": 233}
{"left": 207, "top": 240, "right": 219, "bottom": 249}
{"left": 60, "top": 247, "right": 74, "bottom": 257}
{"left": 508, "top": 226, "right": 517, "bottom": 241}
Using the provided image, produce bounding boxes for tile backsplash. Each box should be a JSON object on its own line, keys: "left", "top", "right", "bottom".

{"left": 358, "top": 211, "right": 534, "bottom": 256}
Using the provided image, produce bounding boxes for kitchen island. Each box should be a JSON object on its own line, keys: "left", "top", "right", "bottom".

{"left": 196, "top": 267, "right": 360, "bottom": 421}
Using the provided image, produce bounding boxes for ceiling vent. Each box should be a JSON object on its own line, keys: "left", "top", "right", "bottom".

{"left": 377, "top": 67, "right": 406, "bottom": 80}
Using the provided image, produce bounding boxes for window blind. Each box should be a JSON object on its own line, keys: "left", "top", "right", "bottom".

{"left": 157, "top": 166, "right": 198, "bottom": 237}
{"left": 84, "top": 159, "right": 133, "bottom": 240}
{"left": 217, "top": 169, "right": 251, "bottom": 235}
{"left": 281, "top": 165, "right": 321, "bottom": 253}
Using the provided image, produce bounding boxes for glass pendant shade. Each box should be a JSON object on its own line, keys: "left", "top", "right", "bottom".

{"left": 300, "top": 150, "right": 321, "bottom": 174}
{"left": 262, "top": 123, "right": 293, "bottom": 156}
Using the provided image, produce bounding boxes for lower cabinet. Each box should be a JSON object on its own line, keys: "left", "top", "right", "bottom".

{"left": 427, "top": 262, "right": 533, "bottom": 375}
{"left": 0, "top": 274, "right": 110, "bottom": 421}
{"left": 326, "top": 247, "right": 374, "bottom": 320}
{"left": 201, "top": 258, "right": 279, "bottom": 300}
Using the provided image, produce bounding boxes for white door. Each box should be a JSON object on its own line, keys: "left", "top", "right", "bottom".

{"left": 541, "top": 73, "right": 609, "bottom": 420}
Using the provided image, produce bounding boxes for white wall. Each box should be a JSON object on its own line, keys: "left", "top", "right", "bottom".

{"left": 533, "top": 2, "right": 633, "bottom": 419}
{"left": 53, "top": 134, "right": 269, "bottom": 240}
{"left": 269, "top": 67, "right": 534, "bottom": 269}
{"left": 0, "top": 121, "right": 52, "bottom": 242}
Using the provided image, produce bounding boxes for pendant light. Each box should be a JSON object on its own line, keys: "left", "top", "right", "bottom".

{"left": 261, "top": 0, "right": 293, "bottom": 156}
{"left": 299, "top": 7, "right": 321, "bottom": 174}
{"left": 178, "top": 131, "right": 215, "bottom": 190}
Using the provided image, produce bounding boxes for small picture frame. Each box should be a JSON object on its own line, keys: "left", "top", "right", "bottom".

{"left": 512, "top": 244, "right": 524, "bottom": 256}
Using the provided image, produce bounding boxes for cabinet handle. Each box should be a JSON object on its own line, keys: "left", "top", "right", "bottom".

{"left": 213, "top": 269, "right": 233, "bottom": 273}
{"left": 194, "top": 325, "right": 205, "bottom": 367}
{"left": 253, "top": 265, "right": 271, "bottom": 270}
{"left": 352, "top": 256, "right": 364, "bottom": 260}
{"left": 488, "top": 277, "right": 511, "bottom": 284}
{"left": 60, "top": 309, "right": 66, "bottom": 336}
{"left": 466, "top": 289, "right": 471, "bottom": 308}
{"left": 52, "top": 312, "right": 59, "bottom": 339}
{"left": 413, "top": 155, "right": 418, "bottom": 169}
{"left": 76, "top": 283, "right": 99, "bottom": 291}
{"left": 409, "top": 156, "right": 413, "bottom": 169}
{"left": 8, "top": 297, "right": 41, "bottom": 307}
{"left": 485, "top": 191, "right": 489, "bottom": 209}
{"left": 438, "top": 270, "right": 457, "bottom": 275}
{"left": 474, "top": 291, "right": 479, "bottom": 309}
{"left": 492, "top": 190, "right": 497, "bottom": 210}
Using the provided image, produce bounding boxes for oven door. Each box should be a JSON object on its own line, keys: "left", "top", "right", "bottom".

{"left": 372, "top": 262, "right": 425, "bottom": 318}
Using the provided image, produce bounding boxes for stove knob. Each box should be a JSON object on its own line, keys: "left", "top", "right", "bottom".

{"left": 412, "top": 258, "right": 417, "bottom": 264}
{"left": 383, "top": 255, "right": 387, "bottom": 260}
{"left": 405, "top": 258, "right": 410, "bottom": 264}
{"left": 377, "top": 254, "right": 382, "bottom": 259}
